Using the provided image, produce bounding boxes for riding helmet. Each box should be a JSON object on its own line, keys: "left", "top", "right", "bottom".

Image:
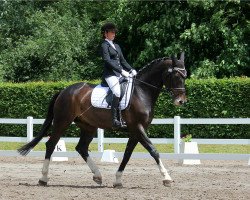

{"left": 101, "top": 22, "right": 117, "bottom": 34}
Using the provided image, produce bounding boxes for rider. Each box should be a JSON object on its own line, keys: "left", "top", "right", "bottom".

{"left": 100, "top": 22, "right": 137, "bottom": 128}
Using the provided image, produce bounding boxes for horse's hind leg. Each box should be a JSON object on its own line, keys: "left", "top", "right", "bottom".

{"left": 38, "top": 135, "right": 61, "bottom": 185}
{"left": 39, "top": 118, "right": 72, "bottom": 186}
{"left": 75, "top": 128, "right": 102, "bottom": 185}
{"left": 137, "top": 125, "right": 173, "bottom": 187}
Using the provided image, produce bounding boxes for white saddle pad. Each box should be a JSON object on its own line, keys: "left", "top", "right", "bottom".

{"left": 91, "top": 77, "right": 133, "bottom": 110}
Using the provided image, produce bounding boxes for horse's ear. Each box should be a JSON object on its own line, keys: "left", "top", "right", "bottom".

{"left": 171, "top": 54, "right": 177, "bottom": 66}
{"left": 180, "top": 52, "right": 185, "bottom": 62}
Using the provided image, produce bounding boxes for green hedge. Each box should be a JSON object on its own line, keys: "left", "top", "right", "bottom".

{"left": 0, "top": 78, "right": 249, "bottom": 139}
{"left": 151, "top": 78, "right": 250, "bottom": 139}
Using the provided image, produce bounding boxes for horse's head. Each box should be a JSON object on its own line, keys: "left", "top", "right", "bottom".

{"left": 163, "top": 52, "right": 187, "bottom": 106}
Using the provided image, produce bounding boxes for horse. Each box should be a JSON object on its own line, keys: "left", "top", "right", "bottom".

{"left": 18, "top": 53, "right": 187, "bottom": 187}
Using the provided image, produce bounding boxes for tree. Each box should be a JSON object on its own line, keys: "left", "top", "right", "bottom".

{"left": 0, "top": 1, "right": 102, "bottom": 81}
{"left": 0, "top": 0, "right": 249, "bottom": 82}
{"left": 113, "top": 0, "right": 249, "bottom": 78}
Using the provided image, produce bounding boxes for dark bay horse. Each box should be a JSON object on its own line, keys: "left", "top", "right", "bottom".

{"left": 18, "top": 53, "right": 187, "bottom": 187}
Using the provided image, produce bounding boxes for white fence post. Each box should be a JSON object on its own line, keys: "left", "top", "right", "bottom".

{"left": 27, "top": 116, "right": 33, "bottom": 142}
{"left": 174, "top": 116, "right": 181, "bottom": 154}
{"left": 98, "top": 128, "right": 104, "bottom": 152}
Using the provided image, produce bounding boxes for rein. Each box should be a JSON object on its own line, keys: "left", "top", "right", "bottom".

{"left": 78, "top": 65, "right": 186, "bottom": 118}
{"left": 133, "top": 65, "right": 187, "bottom": 94}
{"left": 133, "top": 77, "right": 185, "bottom": 96}
{"left": 133, "top": 77, "right": 165, "bottom": 92}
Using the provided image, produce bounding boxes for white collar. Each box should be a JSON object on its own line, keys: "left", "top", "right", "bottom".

{"left": 105, "top": 39, "right": 114, "bottom": 44}
{"left": 105, "top": 39, "right": 116, "bottom": 49}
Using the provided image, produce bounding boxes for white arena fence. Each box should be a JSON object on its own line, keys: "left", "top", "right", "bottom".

{"left": 0, "top": 116, "right": 249, "bottom": 162}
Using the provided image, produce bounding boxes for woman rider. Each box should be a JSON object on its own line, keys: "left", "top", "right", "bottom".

{"left": 100, "top": 22, "right": 137, "bottom": 128}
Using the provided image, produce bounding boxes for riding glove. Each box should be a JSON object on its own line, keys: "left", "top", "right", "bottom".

{"left": 130, "top": 69, "right": 137, "bottom": 76}
{"left": 121, "top": 70, "right": 129, "bottom": 78}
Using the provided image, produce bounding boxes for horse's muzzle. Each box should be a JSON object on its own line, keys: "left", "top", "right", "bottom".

{"left": 174, "top": 96, "right": 187, "bottom": 106}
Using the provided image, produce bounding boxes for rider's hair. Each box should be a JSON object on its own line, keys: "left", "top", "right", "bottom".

{"left": 101, "top": 22, "right": 117, "bottom": 38}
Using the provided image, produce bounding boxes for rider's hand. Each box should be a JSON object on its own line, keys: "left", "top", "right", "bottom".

{"left": 130, "top": 69, "right": 137, "bottom": 77}
{"left": 121, "top": 70, "right": 129, "bottom": 78}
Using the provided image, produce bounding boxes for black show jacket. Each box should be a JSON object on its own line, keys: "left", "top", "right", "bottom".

{"left": 101, "top": 40, "right": 132, "bottom": 78}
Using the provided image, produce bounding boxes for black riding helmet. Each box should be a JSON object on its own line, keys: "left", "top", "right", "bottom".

{"left": 101, "top": 22, "right": 117, "bottom": 34}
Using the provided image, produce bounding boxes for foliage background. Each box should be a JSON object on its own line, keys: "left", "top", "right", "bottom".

{"left": 0, "top": 0, "right": 249, "bottom": 82}
{"left": 0, "top": 1, "right": 249, "bottom": 139}
{"left": 0, "top": 78, "right": 249, "bottom": 139}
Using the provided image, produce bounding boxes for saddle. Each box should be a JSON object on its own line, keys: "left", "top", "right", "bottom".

{"left": 101, "top": 77, "right": 128, "bottom": 107}
{"left": 91, "top": 77, "right": 134, "bottom": 110}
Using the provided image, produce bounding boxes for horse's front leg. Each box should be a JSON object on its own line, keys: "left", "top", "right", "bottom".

{"left": 113, "top": 136, "right": 138, "bottom": 188}
{"left": 138, "top": 125, "right": 173, "bottom": 187}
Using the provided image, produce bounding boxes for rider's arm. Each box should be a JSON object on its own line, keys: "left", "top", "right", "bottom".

{"left": 117, "top": 45, "right": 132, "bottom": 72}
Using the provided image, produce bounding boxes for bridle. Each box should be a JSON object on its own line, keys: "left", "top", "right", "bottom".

{"left": 133, "top": 65, "right": 187, "bottom": 96}
{"left": 165, "top": 66, "right": 187, "bottom": 96}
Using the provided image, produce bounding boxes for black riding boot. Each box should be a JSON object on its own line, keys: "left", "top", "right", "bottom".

{"left": 111, "top": 95, "right": 122, "bottom": 128}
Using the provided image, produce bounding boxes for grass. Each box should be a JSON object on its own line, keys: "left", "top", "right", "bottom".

{"left": 0, "top": 142, "right": 249, "bottom": 154}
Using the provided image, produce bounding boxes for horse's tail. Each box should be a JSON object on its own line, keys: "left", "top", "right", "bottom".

{"left": 18, "top": 92, "right": 61, "bottom": 156}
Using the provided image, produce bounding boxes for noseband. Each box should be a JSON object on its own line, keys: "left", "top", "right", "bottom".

{"left": 165, "top": 66, "right": 187, "bottom": 96}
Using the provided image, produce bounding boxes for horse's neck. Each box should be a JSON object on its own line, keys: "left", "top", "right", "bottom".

{"left": 136, "top": 84, "right": 161, "bottom": 107}
{"left": 135, "top": 66, "right": 165, "bottom": 108}
{"left": 138, "top": 61, "right": 167, "bottom": 89}
{"left": 140, "top": 73, "right": 163, "bottom": 90}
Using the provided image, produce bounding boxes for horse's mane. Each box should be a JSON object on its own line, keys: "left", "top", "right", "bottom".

{"left": 137, "top": 57, "right": 170, "bottom": 77}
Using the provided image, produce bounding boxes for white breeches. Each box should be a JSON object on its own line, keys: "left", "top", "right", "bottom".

{"left": 105, "top": 76, "right": 121, "bottom": 97}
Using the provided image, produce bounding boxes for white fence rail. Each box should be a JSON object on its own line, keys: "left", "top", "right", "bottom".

{"left": 0, "top": 116, "right": 249, "bottom": 162}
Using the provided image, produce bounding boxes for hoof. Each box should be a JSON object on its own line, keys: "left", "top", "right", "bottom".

{"left": 163, "top": 179, "right": 173, "bottom": 187}
{"left": 113, "top": 182, "right": 123, "bottom": 188}
{"left": 38, "top": 179, "right": 47, "bottom": 186}
{"left": 93, "top": 176, "right": 102, "bottom": 185}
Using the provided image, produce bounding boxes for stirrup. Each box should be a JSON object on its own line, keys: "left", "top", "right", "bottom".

{"left": 113, "top": 119, "right": 122, "bottom": 128}
{"left": 120, "top": 123, "right": 127, "bottom": 128}
{"left": 112, "top": 119, "right": 127, "bottom": 128}
{"left": 117, "top": 108, "right": 127, "bottom": 128}
{"left": 120, "top": 119, "right": 127, "bottom": 128}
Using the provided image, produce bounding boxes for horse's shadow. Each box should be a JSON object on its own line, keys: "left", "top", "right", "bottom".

{"left": 19, "top": 182, "right": 150, "bottom": 190}
{"left": 19, "top": 182, "right": 110, "bottom": 189}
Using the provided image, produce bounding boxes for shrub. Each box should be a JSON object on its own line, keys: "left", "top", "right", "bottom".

{"left": 150, "top": 78, "right": 250, "bottom": 139}
{"left": 0, "top": 78, "right": 249, "bottom": 139}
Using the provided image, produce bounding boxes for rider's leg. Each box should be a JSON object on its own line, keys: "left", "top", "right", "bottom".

{"left": 105, "top": 76, "right": 121, "bottom": 127}
{"left": 111, "top": 94, "right": 121, "bottom": 127}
